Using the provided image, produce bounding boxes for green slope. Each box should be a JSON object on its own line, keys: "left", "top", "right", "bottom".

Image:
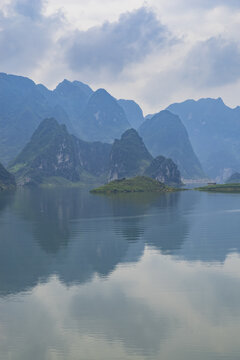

{"left": 90, "top": 176, "right": 175, "bottom": 194}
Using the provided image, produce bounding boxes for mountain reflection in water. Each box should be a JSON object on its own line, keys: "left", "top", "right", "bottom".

{"left": 1, "top": 188, "right": 240, "bottom": 360}
{"left": 0, "top": 188, "right": 239, "bottom": 298}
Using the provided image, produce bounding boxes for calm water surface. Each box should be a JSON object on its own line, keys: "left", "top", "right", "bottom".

{"left": 0, "top": 188, "right": 240, "bottom": 359}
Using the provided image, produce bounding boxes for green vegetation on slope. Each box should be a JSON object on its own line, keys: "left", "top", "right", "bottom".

{"left": 144, "top": 155, "right": 182, "bottom": 186}
{"left": 0, "top": 162, "right": 16, "bottom": 191}
{"left": 9, "top": 118, "right": 111, "bottom": 186}
{"left": 108, "top": 129, "right": 153, "bottom": 181}
{"left": 90, "top": 176, "right": 175, "bottom": 194}
{"left": 196, "top": 183, "right": 240, "bottom": 193}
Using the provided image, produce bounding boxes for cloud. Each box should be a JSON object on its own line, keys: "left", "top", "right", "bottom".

{"left": 63, "top": 7, "right": 171, "bottom": 79}
{"left": 183, "top": 37, "right": 240, "bottom": 87}
{"left": 153, "top": 0, "right": 240, "bottom": 12}
{"left": 181, "top": 0, "right": 240, "bottom": 9}
{"left": 135, "top": 36, "right": 240, "bottom": 111}
{"left": 0, "top": 0, "right": 63, "bottom": 74}
{"left": 12, "top": 0, "right": 45, "bottom": 19}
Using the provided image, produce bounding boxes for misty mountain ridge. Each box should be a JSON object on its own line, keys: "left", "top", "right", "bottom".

{"left": 2, "top": 72, "right": 240, "bottom": 181}
{"left": 139, "top": 110, "right": 205, "bottom": 179}
{"left": 77, "top": 88, "right": 130, "bottom": 143}
{"left": 167, "top": 97, "right": 240, "bottom": 178}
{"left": 117, "top": 99, "right": 145, "bottom": 129}
{"left": 0, "top": 73, "right": 142, "bottom": 165}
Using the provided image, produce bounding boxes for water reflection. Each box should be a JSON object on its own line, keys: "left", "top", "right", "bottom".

{"left": 0, "top": 188, "right": 240, "bottom": 298}
{"left": 1, "top": 189, "right": 240, "bottom": 359}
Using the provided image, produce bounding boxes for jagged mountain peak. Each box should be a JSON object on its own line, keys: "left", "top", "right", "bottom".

{"left": 121, "top": 128, "right": 140, "bottom": 138}
{"left": 108, "top": 128, "right": 152, "bottom": 181}
{"left": 167, "top": 96, "right": 240, "bottom": 177}
{"left": 144, "top": 155, "right": 182, "bottom": 186}
{"left": 89, "top": 88, "right": 116, "bottom": 104}
{"left": 117, "top": 128, "right": 151, "bottom": 153}
{"left": 72, "top": 80, "right": 93, "bottom": 97}
{"left": 0, "top": 72, "right": 36, "bottom": 87}
{"left": 31, "top": 117, "right": 67, "bottom": 140}
{"left": 151, "top": 110, "right": 182, "bottom": 123}
{"left": 169, "top": 97, "right": 226, "bottom": 110}
{"left": 78, "top": 89, "right": 130, "bottom": 143}
{"left": 54, "top": 79, "right": 87, "bottom": 95}
{"left": 0, "top": 72, "right": 141, "bottom": 164}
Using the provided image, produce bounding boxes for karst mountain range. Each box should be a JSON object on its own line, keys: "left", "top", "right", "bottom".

{"left": 1, "top": 72, "right": 240, "bottom": 188}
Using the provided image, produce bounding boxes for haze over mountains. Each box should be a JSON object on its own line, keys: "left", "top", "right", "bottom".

{"left": 117, "top": 100, "right": 144, "bottom": 129}
{"left": 167, "top": 98, "right": 240, "bottom": 179}
{"left": 0, "top": 73, "right": 131, "bottom": 164}
{"left": 1, "top": 72, "right": 240, "bottom": 183}
{"left": 139, "top": 110, "right": 205, "bottom": 179}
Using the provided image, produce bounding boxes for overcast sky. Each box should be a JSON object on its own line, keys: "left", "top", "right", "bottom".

{"left": 0, "top": 0, "right": 240, "bottom": 113}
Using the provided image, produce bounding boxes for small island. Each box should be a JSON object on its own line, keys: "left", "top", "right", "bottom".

{"left": 196, "top": 183, "right": 240, "bottom": 193}
{"left": 90, "top": 176, "right": 176, "bottom": 194}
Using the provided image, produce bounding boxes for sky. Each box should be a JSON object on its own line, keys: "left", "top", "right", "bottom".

{"left": 0, "top": 0, "right": 240, "bottom": 114}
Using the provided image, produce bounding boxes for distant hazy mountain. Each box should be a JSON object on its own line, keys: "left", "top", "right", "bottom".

{"left": 77, "top": 89, "right": 131, "bottom": 143}
{"left": 0, "top": 73, "right": 132, "bottom": 165}
{"left": 10, "top": 118, "right": 111, "bottom": 186}
{"left": 118, "top": 99, "right": 144, "bottom": 129}
{"left": 71, "top": 80, "right": 94, "bottom": 97}
{"left": 226, "top": 172, "right": 240, "bottom": 184}
{"left": 139, "top": 110, "right": 204, "bottom": 179}
{"left": 144, "top": 114, "right": 155, "bottom": 121}
{"left": 0, "top": 162, "right": 15, "bottom": 190}
{"left": 52, "top": 79, "right": 93, "bottom": 131}
{"left": 167, "top": 97, "right": 240, "bottom": 178}
{"left": 0, "top": 73, "right": 71, "bottom": 165}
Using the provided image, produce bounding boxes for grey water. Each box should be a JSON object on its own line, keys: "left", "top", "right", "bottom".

{"left": 1, "top": 188, "right": 240, "bottom": 360}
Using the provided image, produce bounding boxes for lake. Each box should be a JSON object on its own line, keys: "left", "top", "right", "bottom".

{"left": 0, "top": 187, "right": 240, "bottom": 359}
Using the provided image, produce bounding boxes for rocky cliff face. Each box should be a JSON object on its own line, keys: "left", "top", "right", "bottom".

{"left": 0, "top": 162, "right": 16, "bottom": 190}
{"left": 144, "top": 156, "right": 182, "bottom": 186}
{"left": 108, "top": 129, "right": 153, "bottom": 181}
{"left": 10, "top": 118, "right": 111, "bottom": 186}
{"left": 74, "top": 138, "right": 111, "bottom": 177}
{"left": 10, "top": 119, "right": 183, "bottom": 188}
